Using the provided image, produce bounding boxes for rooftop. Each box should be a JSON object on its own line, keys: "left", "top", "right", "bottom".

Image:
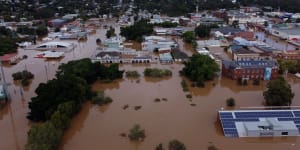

{"left": 219, "top": 109, "right": 300, "bottom": 137}
{"left": 223, "top": 60, "right": 278, "bottom": 69}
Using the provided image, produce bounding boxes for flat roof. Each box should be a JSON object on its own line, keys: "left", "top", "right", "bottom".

{"left": 219, "top": 109, "right": 300, "bottom": 137}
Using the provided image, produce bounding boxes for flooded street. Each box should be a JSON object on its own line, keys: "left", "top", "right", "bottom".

{"left": 0, "top": 21, "right": 300, "bottom": 150}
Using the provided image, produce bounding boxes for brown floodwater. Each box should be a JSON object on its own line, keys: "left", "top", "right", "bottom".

{"left": 1, "top": 20, "right": 300, "bottom": 150}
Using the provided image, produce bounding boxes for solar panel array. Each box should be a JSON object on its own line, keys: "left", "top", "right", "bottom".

{"left": 219, "top": 110, "right": 300, "bottom": 137}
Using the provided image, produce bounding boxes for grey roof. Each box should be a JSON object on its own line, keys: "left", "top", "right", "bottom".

{"left": 223, "top": 60, "right": 278, "bottom": 69}
{"left": 275, "top": 26, "right": 300, "bottom": 35}
{"left": 211, "top": 27, "right": 242, "bottom": 35}
{"left": 232, "top": 47, "right": 257, "bottom": 54}
{"left": 96, "top": 51, "right": 120, "bottom": 57}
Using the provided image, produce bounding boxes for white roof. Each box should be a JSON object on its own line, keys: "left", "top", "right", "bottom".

{"left": 144, "top": 36, "right": 166, "bottom": 41}
{"left": 39, "top": 51, "right": 64, "bottom": 58}
{"left": 38, "top": 41, "right": 73, "bottom": 48}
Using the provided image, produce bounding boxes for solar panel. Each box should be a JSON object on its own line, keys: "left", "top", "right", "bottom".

{"left": 222, "top": 124, "right": 236, "bottom": 128}
{"left": 235, "top": 111, "right": 293, "bottom": 118}
{"left": 224, "top": 128, "right": 239, "bottom": 137}
{"left": 219, "top": 112, "right": 233, "bottom": 119}
{"left": 293, "top": 111, "right": 300, "bottom": 117}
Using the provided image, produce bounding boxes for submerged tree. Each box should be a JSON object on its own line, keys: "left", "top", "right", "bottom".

{"left": 128, "top": 124, "right": 146, "bottom": 141}
{"left": 169, "top": 140, "right": 186, "bottom": 150}
{"left": 181, "top": 54, "right": 220, "bottom": 87}
{"left": 263, "top": 77, "right": 294, "bottom": 106}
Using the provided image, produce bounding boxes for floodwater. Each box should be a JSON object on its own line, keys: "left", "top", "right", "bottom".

{"left": 0, "top": 20, "right": 300, "bottom": 150}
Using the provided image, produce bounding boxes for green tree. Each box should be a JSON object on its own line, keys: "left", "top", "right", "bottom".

{"left": 181, "top": 54, "right": 220, "bottom": 87}
{"left": 168, "top": 140, "right": 186, "bottom": 150}
{"left": 226, "top": 97, "right": 235, "bottom": 107}
{"left": 232, "top": 20, "right": 239, "bottom": 28}
{"left": 195, "top": 25, "right": 211, "bottom": 38}
{"left": 106, "top": 26, "right": 116, "bottom": 38}
{"left": 156, "top": 143, "right": 165, "bottom": 150}
{"left": 27, "top": 74, "right": 92, "bottom": 121}
{"left": 25, "top": 122, "right": 63, "bottom": 150}
{"left": 263, "top": 77, "right": 294, "bottom": 106}
{"left": 128, "top": 124, "right": 146, "bottom": 141}
{"left": 36, "top": 25, "right": 48, "bottom": 37}
{"left": 0, "top": 37, "right": 18, "bottom": 55}
{"left": 144, "top": 68, "right": 172, "bottom": 77}
{"left": 120, "top": 19, "right": 153, "bottom": 42}
{"left": 182, "top": 31, "right": 196, "bottom": 44}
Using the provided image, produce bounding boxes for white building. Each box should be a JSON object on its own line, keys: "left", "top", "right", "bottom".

{"left": 142, "top": 36, "right": 177, "bottom": 51}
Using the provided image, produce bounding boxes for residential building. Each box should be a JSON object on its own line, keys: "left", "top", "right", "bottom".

{"left": 142, "top": 36, "right": 177, "bottom": 51}
{"left": 211, "top": 27, "right": 243, "bottom": 37}
{"left": 0, "top": 53, "right": 18, "bottom": 64}
{"left": 103, "top": 36, "right": 124, "bottom": 49}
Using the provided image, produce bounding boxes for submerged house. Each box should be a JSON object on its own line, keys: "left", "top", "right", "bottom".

{"left": 95, "top": 51, "right": 121, "bottom": 63}
{"left": 103, "top": 36, "right": 124, "bottom": 49}
{"left": 142, "top": 36, "right": 177, "bottom": 51}
{"left": 31, "top": 41, "right": 76, "bottom": 51}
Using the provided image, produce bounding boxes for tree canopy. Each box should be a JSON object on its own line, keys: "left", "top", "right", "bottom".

{"left": 263, "top": 77, "right": 294, "bottom": 106}
{"left": 120, "top": 20, "right": 153, "bottom": 42}
{"left": 182, "top": 31, "right": 196, "bottom": 44}
{"left": 169, "top": 140, "right": 186, "bottom": 150}
{"left": 27, "top": 74, "right": 92, "bottom": 121}
{"left": 194, "top": 24, "right": 218, "bottom": 38}
{"left": 181, "top": 54, "right": 220, "bottom": 87}
{"left": 28, "top": 58, "right": 124, "bottom": 121}
{"left": 106, "top": 26, "right": 116, "bottom": 39}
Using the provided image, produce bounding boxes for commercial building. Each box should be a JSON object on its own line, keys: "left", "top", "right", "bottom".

{"left": 222, "top": 60, "right": 279, "bottom": 80}
{"left": 219, "top": 110, "right": 300, "bottom": 137}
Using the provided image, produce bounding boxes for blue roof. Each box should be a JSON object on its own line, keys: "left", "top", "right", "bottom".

{"left": 230, "top": 45, "right": 244, "bottom": 51}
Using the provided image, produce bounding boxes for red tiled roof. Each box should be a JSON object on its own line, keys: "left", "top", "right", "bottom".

{"left": 234, "top": 31, "right": 255, "bottom": 41}
{"left": 0, "top": 53, "right": 17, "bottom": 61}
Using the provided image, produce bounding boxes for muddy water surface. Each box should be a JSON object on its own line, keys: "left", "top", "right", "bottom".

{"left": 60, "top": 63, "right": 300, "bottom": 150}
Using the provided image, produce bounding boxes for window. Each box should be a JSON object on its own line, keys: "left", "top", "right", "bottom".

{"left": 281, "top": 132, "right": 288, "bottom": 135}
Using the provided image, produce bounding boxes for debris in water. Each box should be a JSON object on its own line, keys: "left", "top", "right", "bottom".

{"left": 123, "top": 104, "right": 129, "bottom": 110}
{"left": 162, "top": 98, "right": 168, "bottom": 101}
{"left": 119, "top": 133, "right": 127, "bottom": 137}
{"left": 154, "top": 98, "right": 161, "bottom": 102}
{"left": 134, "top": 106, "right": 142, "bottom": 110}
